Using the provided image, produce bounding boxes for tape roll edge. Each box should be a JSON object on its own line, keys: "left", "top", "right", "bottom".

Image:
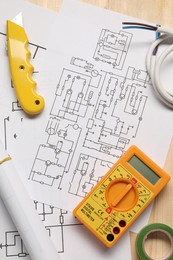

{"left": 136, "top": 223, "right": 173, "bottom": 260}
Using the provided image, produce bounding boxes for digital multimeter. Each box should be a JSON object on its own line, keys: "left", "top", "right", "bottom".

{"left": 73, "top": 145, "right": 170, "bottom": 247}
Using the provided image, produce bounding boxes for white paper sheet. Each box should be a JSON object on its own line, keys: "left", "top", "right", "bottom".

{"left": 15, "top": 1, "right": 173, "bottom": 259}
{"left": 20, "top": 0, "right": 173, "bottom": 213}
{"left": 0, "top": 0, "right": 173, "bottom": 259}
{"left": 14, "top": 1, "right": 173, "bottom": 258}
{"left": 0, "top": 1, "right": 60, "bottom": 259}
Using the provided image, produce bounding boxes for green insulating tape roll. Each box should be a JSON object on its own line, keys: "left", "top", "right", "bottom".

{"left": 136, "top": 223, "right": 173, "bottom": 260}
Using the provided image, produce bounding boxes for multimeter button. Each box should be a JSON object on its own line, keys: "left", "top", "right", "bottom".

{"left": 113, "top": 227, "right": 120, "bottom": 234}
{"left": 106, "top": 234, "right": 114, "bottom": 242}
{"left": 119, "top": 220, "right": 126, "bottom": 227}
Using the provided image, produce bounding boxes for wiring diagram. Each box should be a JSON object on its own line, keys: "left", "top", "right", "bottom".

{"left": 0, "top": 1, "right": 162, "bottom": 258}
{"left": 0, "top": 200, "right": 81, "bottom": 259}
{"left": 28, "top": 28, "right": 151, "bottom": 211}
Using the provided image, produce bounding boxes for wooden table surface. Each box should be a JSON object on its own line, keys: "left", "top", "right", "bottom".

{"left": 26, "top": 0, "right": 173, "bottom": 259}
{"left": 27, "top": 0, "right": 173, "bottom": 27}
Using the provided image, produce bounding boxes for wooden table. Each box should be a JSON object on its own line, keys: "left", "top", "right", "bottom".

{"left": 26, "top": 1, "right": 173, "bottom": 259}
{"left": 27, "top": 0, "right": 173, "bottom": 27}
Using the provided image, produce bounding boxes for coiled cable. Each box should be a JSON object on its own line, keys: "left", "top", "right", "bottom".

{"left": 123, "top": 22, "right": 173, "bottom": 108}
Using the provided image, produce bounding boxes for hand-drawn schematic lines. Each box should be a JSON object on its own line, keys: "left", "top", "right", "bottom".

{"left": 51, "top": 68, "right": 101, "bottom": 122}
{"left": 93, "top": 29, "right": 132, "bottom": 70}
{"left": 29, "top": 119, "right": 82, "bottom": 187}
{"left": 33, "top": 201, "right": 81, "bottom": 254}
{"left": 28, "top": 28, "right": 151, "bottom": 203}
{"left": 0, "top": 201, "right": 81, "bottom": 258}
{"left": 83, "top": 66, "right": 149, "bottom": 157}
{"left": 0, "top": 231, "right": 28, "bottom": 258}
{"left": 69, "top": 153, "right": 113, "bottom": 198}
{"left": 29, "top": 62, "right": 150, "bottom": 192}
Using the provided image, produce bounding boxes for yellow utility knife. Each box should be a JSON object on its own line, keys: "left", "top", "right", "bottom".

{"left": 6, "top": 13, "right": 44, "bottom": 116}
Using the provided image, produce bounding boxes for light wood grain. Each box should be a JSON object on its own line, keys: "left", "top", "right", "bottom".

{"left": 146, "top": 138, "right": 173, "bottom": 259}
{"left": 130, "top": 138, "right": 173, "bottom": 259}
{"left": 26, "top": 0, "right": 173, "bottom": 259}
{"left": 26, "top": 0, "right": 173, "bottom": 27}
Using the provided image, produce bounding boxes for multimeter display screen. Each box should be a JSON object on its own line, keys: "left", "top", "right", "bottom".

{"left": 128, "top": 155, "right": 160, "bottom": 185}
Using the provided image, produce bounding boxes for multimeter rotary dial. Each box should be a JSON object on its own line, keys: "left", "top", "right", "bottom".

{"left": 105, "top": 178, "right": 138, "bottom": 212}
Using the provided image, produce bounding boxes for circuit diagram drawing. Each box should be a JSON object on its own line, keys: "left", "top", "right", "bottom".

{"left": 28, "top": 28, "right": 151, "bottom": 210}
{"left": 0, "top": 231, "right": 28, "bottom": 258}
{"left": 0, "top": 201, "right": 81, "bottom": 259}
{"left": 34, "top": 201, "right": 81, "bottom": 253}
{"left": 69, "top": 154, "right": 113, "bottom": 198}
{"left": 93, "top": 29, "right": 132, "bottom": 69}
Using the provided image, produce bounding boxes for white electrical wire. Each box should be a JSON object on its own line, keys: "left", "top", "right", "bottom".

{"left": 123, "top": 22, "right": 173, "bottom": 108}
{"left": 146, "top": 27, "right": 173, "bottom": 108}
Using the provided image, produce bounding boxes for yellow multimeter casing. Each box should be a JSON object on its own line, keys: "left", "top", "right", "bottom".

{"left": 73, "top": 145, "right": 170, "bottom": 247}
